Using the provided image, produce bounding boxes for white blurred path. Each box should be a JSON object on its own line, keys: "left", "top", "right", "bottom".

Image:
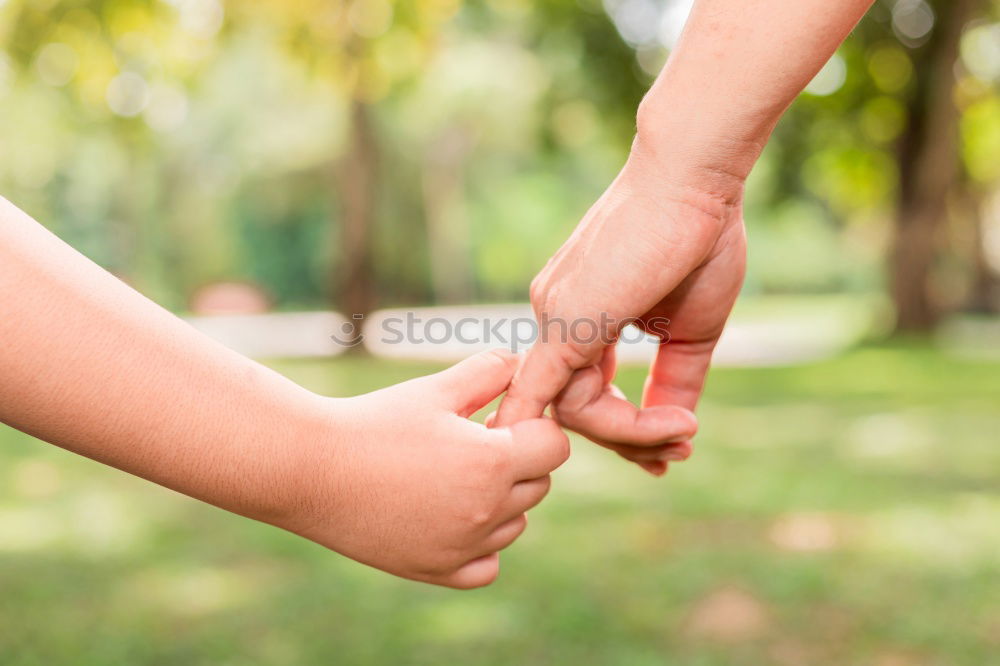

{"left": 185, "top": 297, "right": 877, "bottom": 367}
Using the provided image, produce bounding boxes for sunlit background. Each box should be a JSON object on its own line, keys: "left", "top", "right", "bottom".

{"left": 1, "top": 0, "right": 999, "bottom": 664}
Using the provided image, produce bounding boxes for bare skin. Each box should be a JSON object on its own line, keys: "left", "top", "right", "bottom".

{"left": 496, "top": 0, "right": 876, "bottom": 475}
{"left": 0, "top": 198, "right": 569, "bottom": 588}
{"left": 1, "top": 0, "right": 879, "bottom": 589}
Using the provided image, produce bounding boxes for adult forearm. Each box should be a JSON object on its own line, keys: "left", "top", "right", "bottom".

{"left": 636, "top": 0, "right": 875, "bottom": 198}
{"left": 0, "top": 197, "right": 322, "bottom": 525}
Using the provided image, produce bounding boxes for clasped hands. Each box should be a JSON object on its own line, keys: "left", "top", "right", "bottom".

{"left": 285, "top": 132, "right": 749, "bottom": 589}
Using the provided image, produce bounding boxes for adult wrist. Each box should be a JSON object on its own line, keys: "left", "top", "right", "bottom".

{"left": 632, "top": 88, "right": 773, "bottom": 208}
{"left": 624, "top": 114, "right": 750, "bottom": 223}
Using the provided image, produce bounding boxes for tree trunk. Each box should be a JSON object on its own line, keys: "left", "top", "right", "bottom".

{"left": 889, "top": 0, "right": 977, "bottom": 332}
{"left": 422, "top": 125, "right": 475, "bottom": 304}
{"left": 336, "top": 99, "right": 379, "bottom": 342}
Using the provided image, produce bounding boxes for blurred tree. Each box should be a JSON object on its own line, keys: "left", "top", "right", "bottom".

{"left": 889, "top": 0, "right": 984, "bottom": 331}
{"left": 235, "top": 0, "right": 482, "bottom": 321}
{"left": 957, "top": 15, "right": 1000, "bottom": 314}
{"left": 729, "top": 0, "right": 999, "bottom": 328}
{"left": 1, "top": 0, "right": 173, "bottom": 297}
{"left": 959, "top": 177, "right": 999, "bottom": 313}
{"left": 3, "top": 0, "right": 996, "bottom": 324}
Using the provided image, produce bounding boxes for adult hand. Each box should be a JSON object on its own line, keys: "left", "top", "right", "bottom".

{"left": 494, "top": 0, "right": 874, "bottom": 473}
{"left": 495, "top": 133, "right": 747, "bottom": 475}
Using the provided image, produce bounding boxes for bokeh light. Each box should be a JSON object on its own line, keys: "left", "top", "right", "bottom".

{"left": 106, "top": 71, "right": 150, "bottom": 117}
{"left": 804, "top": 52, "right": 847, "bottom": 96}
{"left": 891, "top": 0, "right": 936, "bottom": 47}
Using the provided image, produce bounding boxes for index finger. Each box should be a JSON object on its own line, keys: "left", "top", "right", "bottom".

{"left": 493, "top": 341, "right": 578, "bottom": 427}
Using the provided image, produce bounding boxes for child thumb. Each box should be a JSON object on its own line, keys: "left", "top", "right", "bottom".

{"left": 428, "top": 349, "right": 520, "bottom": 417}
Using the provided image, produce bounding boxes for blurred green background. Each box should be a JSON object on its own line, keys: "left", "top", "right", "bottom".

{"left": 2, "top": 351, "right": 999, "bottom": 664}
{"left": 1, "top": 0, "right": 997, "bottom": 321}
{"left": 1, "top": 0, "right": 999, "bottom": 663}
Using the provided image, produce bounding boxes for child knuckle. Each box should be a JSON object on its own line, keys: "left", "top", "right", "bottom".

{"left": 539, "top": 421, "right": 571, "bottom": 464}
{"left": 477, "top": 443, "right": 511, "bottom": 477}
{"left": 467, "top": 505, "right": 494, "bottom": 529}
{"left": 480, "top": 348, "right": 516, "bottom": 371}
{"left": 556, "top": 433, "right": 571, "bottom": 464}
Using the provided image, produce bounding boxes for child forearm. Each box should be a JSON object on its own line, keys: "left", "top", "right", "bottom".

{"left": 0, "top": 196, "right": 574, "bottom": 587}
{"left": 0, "top": 196, "right": 322, "bottom": 525}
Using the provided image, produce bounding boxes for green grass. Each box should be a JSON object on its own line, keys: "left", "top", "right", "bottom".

{"left": 2, "top": 344, "right": 998, "bottom": 665}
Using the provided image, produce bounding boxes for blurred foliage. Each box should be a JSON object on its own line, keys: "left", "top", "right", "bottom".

{"left": 0, "top": 0, "right": 998, "bottom": 312}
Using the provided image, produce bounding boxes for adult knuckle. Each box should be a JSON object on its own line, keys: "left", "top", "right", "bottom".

{"left": 528, "top": 273, "right": 550, "bottom": 308}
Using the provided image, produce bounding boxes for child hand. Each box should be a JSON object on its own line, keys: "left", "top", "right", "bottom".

{"left": 284, "top": 350, "right": 570, "bottom": 589}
